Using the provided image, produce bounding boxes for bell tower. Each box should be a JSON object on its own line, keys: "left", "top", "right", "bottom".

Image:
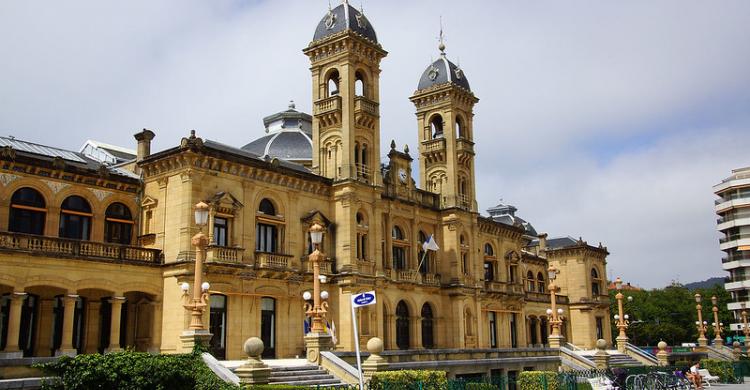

{"left": 303, "top": 2, "right": 387, "bottom": 184}
{"left": 410, "top": 38, "right": 478, "bottom": 211}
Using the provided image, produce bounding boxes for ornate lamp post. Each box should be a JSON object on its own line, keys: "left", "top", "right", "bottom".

{"left": 613, "top": 277, "right": 630, "bottom": 352}
{"left": 695, "top": 293, "right": 708, "bottom": 347}
{"left": 546, "top": 265, "right": 563, "bottom": 348}
{"left": 304, "top": 222, "right": 332, "bottom": 364}
{"left": 179, "top": 201, "right": 212, "bottom": 351}
{"left": 741, "top": 303, "right": 750, "bottom": 348}
{"left": 711, "top": 295, "right": 723, "bottom": 346}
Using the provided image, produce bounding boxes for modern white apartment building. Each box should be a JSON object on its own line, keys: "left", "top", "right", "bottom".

{"left": 714, "top": 166, "right": 750, "bottom": 331}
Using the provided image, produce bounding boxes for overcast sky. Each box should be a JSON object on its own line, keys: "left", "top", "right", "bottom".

{"left": 2, "top": 1, "right": 749, "bottom": 288}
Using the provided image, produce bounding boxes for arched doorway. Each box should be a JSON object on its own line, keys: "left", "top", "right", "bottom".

{"left": 261, "top": 297, "right": 275, "bottom": 358}
{"left": 396, "top": 301, "right": 410, "bottom": 350}
{"left": 421, "top": 303, "right": 434, "bottom": 349}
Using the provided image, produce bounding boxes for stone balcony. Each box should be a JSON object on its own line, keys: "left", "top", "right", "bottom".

{"left": 254, "top": 252, "right": 295, "bottom": 277}
{"left": 420, "top": 138, "right": 446, "bottom": 164}
{"left": 313, "top": 96, "right": 341, "bottom": 129}
{"left": 354, "top": 96, "right": 379, "bottom": 130}
{"left": 206, "top": 245, "right": 245, "bottom": 264}
{"left": 483, "top": 280, "right": 525, "bottom": 295}
{"left": 524, "top": 290, "right": 569, "bottom": 304}
{"left": 301, "top": 256, "right": 333, "bottom": 274}
{"left": 0, "top": 231, "right": 162, "bottom": 264}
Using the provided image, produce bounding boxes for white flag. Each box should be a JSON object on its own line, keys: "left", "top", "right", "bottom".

{"left": 422, "top": 234, "right": 440, "bottom": 251}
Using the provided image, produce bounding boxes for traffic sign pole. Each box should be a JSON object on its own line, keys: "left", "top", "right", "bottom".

{"left": 350, "top": 291, "right": 376, "bottom": 390}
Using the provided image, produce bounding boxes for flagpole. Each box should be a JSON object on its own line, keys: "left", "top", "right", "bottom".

{"left": 414, "top": 249, "right": 429, "bottom": 282}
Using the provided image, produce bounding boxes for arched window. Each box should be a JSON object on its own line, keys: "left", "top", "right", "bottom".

{"left": 430, "top": 115, "right": 444, "bottom": 139}
{"left": 421, "top": 303, "right": 434, "bottom": 349}
{"left": 256, "top": 199, "right": 279, "bottom": 253}
{"left": 396, "top": 301, "right": 410, "bottom": 350}
{"left": 591, "top": 268, "right": 601, "bottom": 296}
{"left": 526, "top": 271, "right": 536, "bottom": 292}
{"left": 356, "top": 212, "right": 368, "bottom": 261}
{"left": 392, "top": 226, "right": 406, "bottom": 270}
{"left": 59, "top": 195, "right": 92, "bottom": 240}
{"left": 9, "top": 187, "right": 46, "bottom": 235}
{"left": 456, "top": 116, "right": 464, "bottom": 139}
{"left": 537, "top": 272, "right": 545, "bottom": 293}
{"left": 209, "top": 294, "right": 228, "bottom": 359}
{"left": 104, "top": 203, "right": 133, "bottom": 244}
{"left": 417, "top": 231, "right": 431, "bottom": 274}
{"left": 483, "top": 243, "right": 495, "bottom": 281}
{"left": 484, "top": 243, "right": 494, "bottom": 257}
{"left": 460, "top": 234, "right": 469, "bottom": 276}
{"left": 355, "top": 71, "right": 366, "bottom": 97}
{"left": 327, "top": 70, "right": 340, "bottom": 97}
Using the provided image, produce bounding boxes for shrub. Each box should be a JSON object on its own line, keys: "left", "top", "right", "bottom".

{"left": 464, "top": 383, "right": 496, "bottom": 390}
{"left": 36, "top": 350, "right": 238, "bottom": 390}
{"left": 369, "top": 370, "right": 447, "bottom": 390}
{"left": 699, "top": 358, "right": 735, "bottom": 383}
{"left": 517, "top": 371, "right": 559, "bottom": 390}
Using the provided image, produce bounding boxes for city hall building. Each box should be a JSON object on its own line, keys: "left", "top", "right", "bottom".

{"left": 0, "top": 2, "right": 612, "bottom": 364}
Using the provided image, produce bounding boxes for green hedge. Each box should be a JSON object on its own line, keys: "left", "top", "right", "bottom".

{"left": 369, "top": 370, "right": 447, "bottom": 390}
{"left": 699, "top": 358, "right": 736, "bottom": 383}
{"left": 517, "top": 371, "right": 559, "bottom": 390}
{"left": 464, "top": 383, "right": 496, "bottom": 390}
{"left": 36, "top": 350, "right": 238, "bottom": 390}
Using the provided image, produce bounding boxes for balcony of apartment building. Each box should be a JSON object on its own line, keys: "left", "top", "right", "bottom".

{"left": 722, "top": 251, "right": 750, "bottom": 271}
{"left": 725, "top": 272, "right": 750, "bottom": 291}
{"left": 714, "top": 188, "right": 750, "bottom": 213}
{"left": 717, "top": 208, "right": 750, "bottom": 231}
{"left": 713, "top": 167, "right": 750, "bottom": 194}
{"left": 718, "top": 228, "right": 750, "bottom": 251}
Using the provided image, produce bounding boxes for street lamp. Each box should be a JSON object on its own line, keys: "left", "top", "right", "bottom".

{"left": 547, "top": 265, "right": 563, "bottom": 348}
{"left": 614, "top": 277, "right": 630, "bottom": 352}
{"left": 741, "top": 303, "right": 750, "bottom": 348}
{"left": 183, "top": 201, "right": 211, "bottom": 330}
{"left": 711, "top": 295, "right": 723, "bottom": 346}
{"left": 305, "top": 222, "right": 328, "bottom": 334}
{"left": 695, "top": 293, "right": 708, "bottom": 346}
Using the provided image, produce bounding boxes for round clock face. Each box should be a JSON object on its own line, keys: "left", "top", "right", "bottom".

{"left": 398, "top": 169, "right": 407, "bottom": 183}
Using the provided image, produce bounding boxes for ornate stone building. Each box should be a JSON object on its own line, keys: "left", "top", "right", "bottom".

{"left": 0, "top": 2, "right": 611, "bottom": 369}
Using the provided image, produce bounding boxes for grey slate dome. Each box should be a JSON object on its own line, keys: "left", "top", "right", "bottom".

{"left": 313, "top": 3, "right": 377, "bottom": 43}
{"left": 417, "top": 54, "right": 471, "bottom": 92}
{"left": 241, "top": 101, "right": 313, "bottom": 164}
{"left": 487, "top": 202, "right": 538, "bottom": 237}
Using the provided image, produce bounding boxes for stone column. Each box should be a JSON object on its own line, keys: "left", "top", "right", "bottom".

{"left": 235, "top": 337, "right": 271, "bottom": 385}
{"left": 57, "top": 295, "right": 79, "bottom": 356}
{"left": 106, "top": 296, "right": 126, "bottom": 353}
{"left": 535, "top": 320, "right": 542, "bottom": 348}
{"left": 304, "top": 332, "right": 332, "bottom": 365}
{"left": 0, "top": 292, "right": 26, "bottom": 358}
{"left": 592, "top": 339, "right": 610, "bottom": 370}
{"left": 149, "top": 300, "right": 163, "bottom": 353}
{"left": 656, "top": 341, "right": 669, "bottom": 366}
{"left": 362, "top": 337, "right": 389, "bottom": 382}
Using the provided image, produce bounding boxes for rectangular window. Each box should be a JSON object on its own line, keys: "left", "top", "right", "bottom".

{"left": 393, "top": 247, "right": 405, "bottom": 270}
{"left": 214, "top": 217, "right": 229, "bottom": 247}
{"left": 596, "top": 317, "right": 604, "bottom": 340}
{"left": 510, "top": 313, "right": 518, "bottom": 348}
{"left": 489, "top": 311, "right": 497, "bottom": 348}
{"left": 484, "top": 262, "right": 494, "bottom": 281}
{"left": 256, "top": 223, "right": 277, "bottom": 253}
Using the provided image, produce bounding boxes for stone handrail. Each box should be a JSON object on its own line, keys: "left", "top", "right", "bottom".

{"left": 255, "top": 252, "right": 293, "bottom": 270}
{"left": 314, "top": 96, "right": 342, "bottom": 115}
{"left": 559, "top": 346, "right": 597, "bottom": 370}
{"left": 0, "top": 231, "right": 162, "bottom": 264}
{"left": 320, "top": 351, "right": 359, "bottom": 385}
{"left": 354, "top": 96, "right": 379, "bottom": 117}
{"left": 624, "top": 343, "right": 658, "bottom": 366}
{"left": 206, "top": 245, "right": 245, "bottom": 264}
{"left": 456, "top": 138, "right": 474, "bottom": 154}
{"left": 422, "top": 273, "right": 441, "bottom": 286}
{"left": 397, "top": 269, "right": 418, "bottom": 282}
{"left": 421, "top": 138, "right": 446, "bottom": 153}
{"left": 302, "top": 257, "right": 333, "bottom": 274}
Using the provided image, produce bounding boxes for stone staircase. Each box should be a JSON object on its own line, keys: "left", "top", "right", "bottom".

{"left": 267, "top": 365, "right": 347, "bottom": 387}
{"left": 578, "top": 351, "right": 642, "bottom": 367}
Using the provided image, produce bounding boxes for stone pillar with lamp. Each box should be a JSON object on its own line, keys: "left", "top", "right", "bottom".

{"left": 546, "top": 265, "right": 564, "bottom": 348}
{"left": 695, "top": 293, "right": 708, "bottom": 347}
{"left": 613, "top": 277, "right": 630, "bottom": 353}
{"left": 711, "top": 295, "right": 723, "bottom": 346}
{"left": 304, "top": 222, "right": 332, "bottom": 364}
{"left": 179, "top": 201, "right": 213, "bottom": 353}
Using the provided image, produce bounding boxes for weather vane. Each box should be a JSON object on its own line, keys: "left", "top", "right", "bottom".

{"left": 438, "top": 16, "right": 446, "bottom": 55}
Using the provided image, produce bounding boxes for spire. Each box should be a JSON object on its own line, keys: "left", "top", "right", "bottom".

{"left": 288, "top": 100, "right": 296, "bottom": 110}
{"left": 438, "top": 16, "right": 446, "bottom": 56}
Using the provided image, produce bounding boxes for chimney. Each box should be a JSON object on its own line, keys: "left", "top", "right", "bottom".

{"left": 134, "top": 129, "right": 156, "bottom": 162}
{"left": 538, "top": 232, "right": 548, "bottom": 252}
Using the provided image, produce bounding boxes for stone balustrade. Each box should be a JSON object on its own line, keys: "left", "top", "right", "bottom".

{"left": 255, "top": 252, "right": 293, "bottom": 270}
{"left": 206, "top": 245, "right": 245, "bottom": 264}
{"left": 0, "top": 231, "right": 162, "bottom": 264}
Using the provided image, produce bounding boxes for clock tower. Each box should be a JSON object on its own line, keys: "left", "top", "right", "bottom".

{"left": 410, "top": 40, "right": 478, "bottom": 211}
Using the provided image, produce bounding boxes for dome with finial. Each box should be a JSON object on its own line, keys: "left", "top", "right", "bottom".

{"left": 313, "top": 1, "right": 377, "bottom": 43}
{"left": 241, "top": 101, "right": 313, "bottom": 166}
{"left": 417, "top": 40, "right": 471, "bottom": 92}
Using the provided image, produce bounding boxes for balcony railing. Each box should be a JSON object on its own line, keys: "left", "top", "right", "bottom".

{"left": 206, "top": 245, "right": 245, "bottom": 264}
{"left": 302, "top": 256, "right": 333, "bottom": 274}
{"left": 421, "top": 138, "right": 446, "bottom": 153}
{"left": 255, "top": 252, "right": 294, "bottom": 270}
{"left": 396, "top": 269, "right": 418, "bottom": 282}
{"left": 720, "top": 233, "right": 750, "bottom": 244}
{"left": 313, "top": 96, "right": 342, "bottom": 115}
{"left": 354, "top": 96, "right": 379, "bottom": 117}
{"left": 456, "top": 138, "right": 475, "bottom": 154}
{"left": 717, "top": 211, "right": 750, "bottom": 224}
{"left": 0, "top": 231, "right": 162, "bottom": 264}
{"left": 421, "top": 273, "right": 441, "bottom": 286}
{"left": 525, "top": 291, "right": 569, "bottom": 304}
{"left": 723, "top": 253, "right": 750, "bottom": 263}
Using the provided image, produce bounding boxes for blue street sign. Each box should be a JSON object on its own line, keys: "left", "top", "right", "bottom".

{"left": 352, "top": 291, "right": 376, "bottom": 308}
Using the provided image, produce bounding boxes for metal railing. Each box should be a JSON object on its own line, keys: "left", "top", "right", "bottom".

{"left": 0, "top": 231, "right": 162, "bottom": 264}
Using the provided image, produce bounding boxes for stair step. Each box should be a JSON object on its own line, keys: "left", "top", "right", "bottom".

{"left": 272, "top": 378, "right": 344, "bottom": 386}
{"left": 270, "top": 375, "right": 335, "bottom": 382}
{"left": 270, "top": 365, "right": 320, "bottom": 372}
{"left": 271, "top": 370, "right": 329, "bottom": 377}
